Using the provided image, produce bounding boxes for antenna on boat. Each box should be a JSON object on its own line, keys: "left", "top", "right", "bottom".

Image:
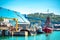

{"left": 47, "top": 9, "right": 50, "bottom": 17}
{"left": 47, "top": 9, "right": 49, "bottom": 13}
{"left": 45, "top": 9, "right": 51, "bottom": 25}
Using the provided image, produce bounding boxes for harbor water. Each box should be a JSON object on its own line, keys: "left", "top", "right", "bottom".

{"left": 0, "top": 31, "right": 60, "bottom": 40}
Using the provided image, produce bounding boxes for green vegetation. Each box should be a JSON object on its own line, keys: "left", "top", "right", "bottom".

{"left": 0, "top": 17, "right": 4, "bottom": 21}
{"left": 27, "top": 13, "right": 60, "bottom": 22}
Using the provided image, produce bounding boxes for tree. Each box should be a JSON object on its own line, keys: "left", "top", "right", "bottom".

{"left": 0, "top": 17, "right": 4, "bottom": 21}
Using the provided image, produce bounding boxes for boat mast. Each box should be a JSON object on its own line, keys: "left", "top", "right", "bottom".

{"left": 45, "top": 9, "right": 51, "bottom": 27}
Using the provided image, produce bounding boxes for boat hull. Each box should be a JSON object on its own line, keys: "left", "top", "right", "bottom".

{"left": 43, "top": 27, "right": 53, "bottom": 33}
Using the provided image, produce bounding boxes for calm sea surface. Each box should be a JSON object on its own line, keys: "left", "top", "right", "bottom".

{"left": 0, "top": 31, "right": 60, "bottom": 40}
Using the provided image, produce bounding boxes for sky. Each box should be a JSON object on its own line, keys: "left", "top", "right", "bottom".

{"left": 0, "top": 0, "right": 60, "bottom": 15}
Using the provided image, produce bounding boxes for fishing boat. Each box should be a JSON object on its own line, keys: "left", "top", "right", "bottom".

{"left": 42, "top": 16, "right": 53, "bottom": 33}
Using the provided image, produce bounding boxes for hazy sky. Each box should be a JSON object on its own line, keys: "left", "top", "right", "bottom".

{"left": 0, "top": 0, "right": 60, "bottom": 15}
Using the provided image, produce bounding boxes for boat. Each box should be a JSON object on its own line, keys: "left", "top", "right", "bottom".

{"left": 42, "top": 16, "right": 53, "bottom": 33}
{"left": 36, "top": 26, "right": 43, "bottom": 34}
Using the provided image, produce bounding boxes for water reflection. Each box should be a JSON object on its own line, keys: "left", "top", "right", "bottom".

{"left": 0, "top": 31, "right": 60, "bottom": 40}
{"left": 25, "top": 36, "right": 28, "bottom": 40}
{"left": 46, "top": 34, "right": 50, "bottom": 40}
{"left": 34, "top": 35, "right": 36, "bottom": 40}
{"left": 0, "top": 34, "right": 51, "bottom": 40}
{"left": 0, "top": 36, "right": 10, "bottom": 40}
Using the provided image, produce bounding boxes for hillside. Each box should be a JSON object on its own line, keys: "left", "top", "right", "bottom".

{"left": 26, "top": 13, "right": 60, "bottom": 23}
